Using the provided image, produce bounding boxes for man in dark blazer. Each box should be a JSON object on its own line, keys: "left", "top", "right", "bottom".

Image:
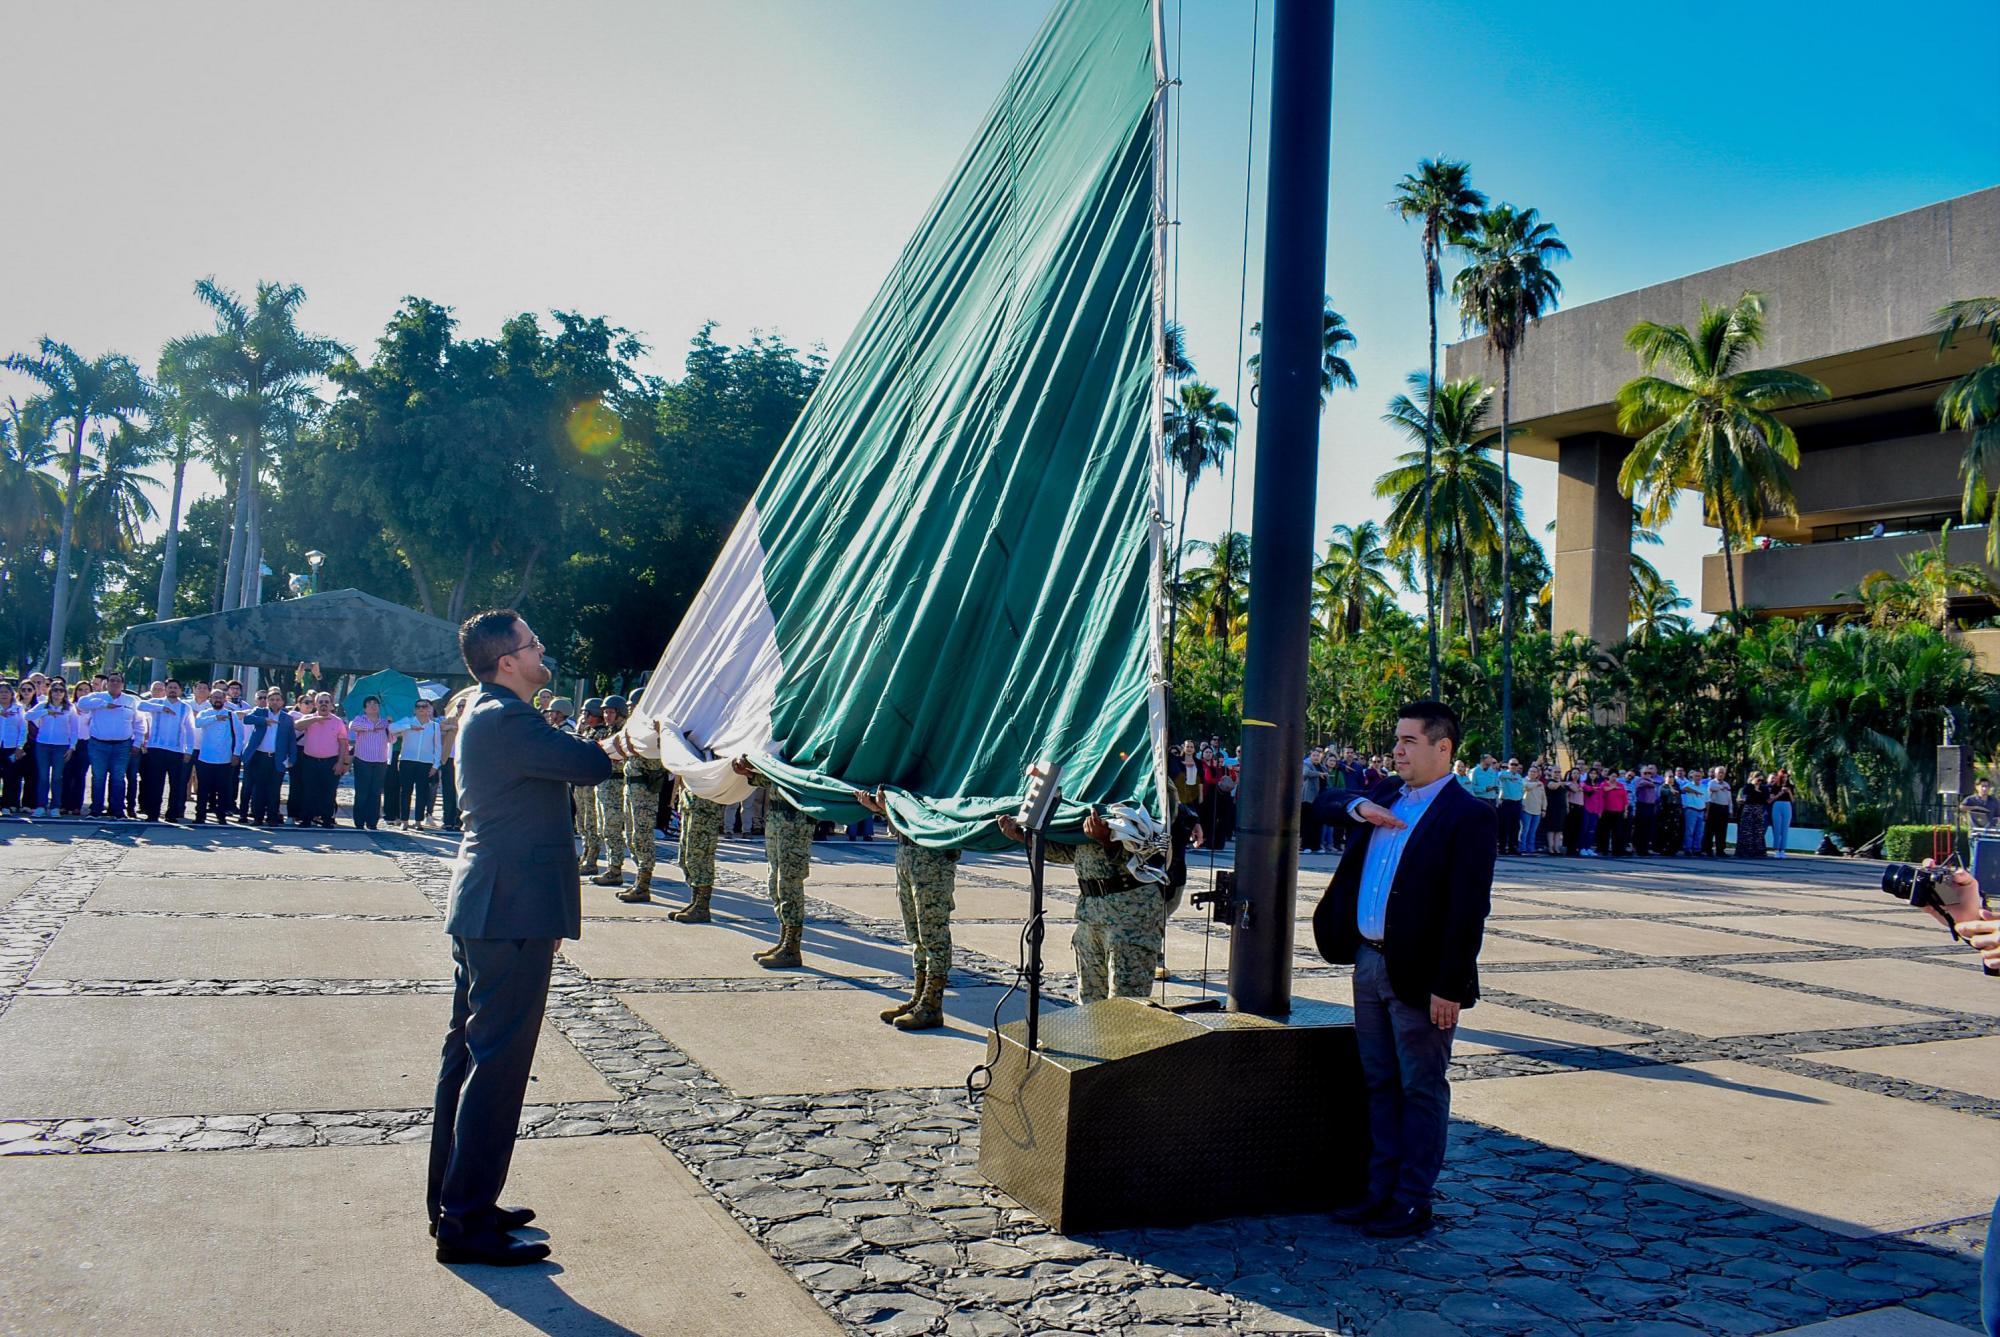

{"left": 1313, "top": 700, "right": 1494, "bottom": 1238}
{"left": 238, "top": 686, "right": 295, "bottom": 826}
{"left": 428, "top": 609, "right": 615, "bottom": 1267}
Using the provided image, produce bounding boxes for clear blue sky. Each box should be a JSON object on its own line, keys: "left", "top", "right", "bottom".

{"left": 4, "top": 0, "right": 1996, "bottom": 622}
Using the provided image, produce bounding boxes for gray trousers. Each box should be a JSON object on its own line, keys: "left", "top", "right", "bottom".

{"left": 1352, "top": 942, "right": 1456, "bottom": 1208}
{"left": 428, "top": 935, "right": 557, "bottom": 1242}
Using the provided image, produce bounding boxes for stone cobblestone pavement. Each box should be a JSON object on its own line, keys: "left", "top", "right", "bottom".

{"left": 0, "top": 821, "right": 1991, "bottom": 1335}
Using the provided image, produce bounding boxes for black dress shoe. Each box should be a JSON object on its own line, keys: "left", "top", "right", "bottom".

{"left": 429, "top": 1206, "right": 535, "bottom": 1238}
{"left": 1363, "top": 1203, "right": 1435, "bottom": 1238}
{"left": 435, "top": 1235, "right": 550, "bottom": 1267}
{"left": 1329, "top": 1196, "right": 1391, "bottom": 1225}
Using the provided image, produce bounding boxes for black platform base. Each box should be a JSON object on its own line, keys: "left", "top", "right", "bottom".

{"left": 977, "top": 996, "right": 1365, "bottom": 1233}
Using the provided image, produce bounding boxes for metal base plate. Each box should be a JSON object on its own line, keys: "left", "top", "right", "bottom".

{"left": 977, "top": 997, "right": 1365, "bottom": 1232}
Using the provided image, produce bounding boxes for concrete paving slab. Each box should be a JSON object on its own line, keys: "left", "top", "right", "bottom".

{"left": 1677, "top": 913, "right": 1958, "bottom": 951}
{"left": 1503, "top": 917, "right": 1832, "bottom": 958}
{"left": 558, "top": 918, "right": 904, "bottom": 980}
{"left": 0, "top": 870, "right": 45, "bottom": 910}
{"left": 1468, "top": 934, "right": 1599, "bottom": 965}
{"left": 578, "top": 880, "right": 767, "bottom": 923}
{"left": 1810, "top": 1034, "right": 2000, "bottom": 1101}
{"left": 0, "top": 840, "right": 72, "bottom": 869}
{"left": 0, "top": 995, "right": 611, "bottom": 1118}
{"left": 1740, "top": 956, "right": 2000, "bottom": 1018}
{"left": 621, "top": 984, "right": 1060, "bottom": 1095}
{"left": 1497, "top": 966, "right": 1924, "bottom": 1037}
{"left": 1508, "top": 890, "right": 1775, "bottom": 917}
{"left": 1450, "top": 1059, "right": 2000, "bottom": 1236}
{"left": 30, "top": 915, "right": 451, "bottom": 981}
{"left": 87, "top": 876, "right": 434, "bottom": 917}
{"left": 114, "top": 844, "right": 402, "bottom": 878}
{"left": 1768, "top": 1305, "right": 1984, "bottom": 1334}
{"left": 950, "top": 920, "right": 1218, "bottom": 975}
{"left": 809, "top": 881, "right": 1059, "bottom": 924}
{"left": 0, "top": 1136, "right": 840, "bottom": 1336}
{"left": 1290, "top": 978, "right": 1643, "bottom": 1055}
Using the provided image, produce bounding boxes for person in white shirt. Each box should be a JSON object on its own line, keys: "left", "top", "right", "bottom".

{"left": 390, "top": 699, "right": 444, "bottom": 828}
{"left": 0, "top": 680, "right": 30, "bottom": 814}
{"left": 137, "top": 681, "right": 196, "bottom": 823}
{"left": 192, "top": 695, "right": 245, "bottom": 825}
{"left": 25, "top": 680, "right": 82, "bottom": 817}
{"left": 73, "top": 672, "right": 143, "bottom": 820}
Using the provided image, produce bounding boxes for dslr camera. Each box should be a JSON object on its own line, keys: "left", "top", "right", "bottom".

{"left": 1880, "top": 862, "right": 1969, "bottom": 918}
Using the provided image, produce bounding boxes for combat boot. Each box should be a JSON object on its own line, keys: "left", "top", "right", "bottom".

{"left": 756, "top": 924, "right": 803, "bottom": 969}
{"left": 616, "top": 868, "right": 652, "bottom": 903}
{"left": 578, "top": 845, "right": 600, "bottom": 875}
{"left": 590, "top": 865, "right": 624, "bottom": 887}
{"left": 893, "top": 972, "right": 946, "bottom": 1031}
{"left": 879, "top": 966, "right": 927, "bottom": 1024}
{"left": 669, "top": 888, "right": 712, "bottom": 924}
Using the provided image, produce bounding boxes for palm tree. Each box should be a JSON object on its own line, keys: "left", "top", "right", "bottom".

{"left": 1177, "top": 532, "right": 1251, "bottom": 642}
{"left": 0, "top": 339, "right": 147, "bottom": 672}
{"left": 0, "top": 398, "right": 60, "bottom": 579}
{"left": 1628, "top": 568, "right": 1692, "bottom": 642}
{"left": 57, "top": 422, "right": 161, "bottom": 636}
{"left": 1615, "top": 291, "right": 1829, "bottom": 619}
{"left": 1846, "top": 524, "right": 2000, "bottom": 632}
{"left": 148, "top": 349, "right": 203, "bottom": 676}
{"left": 1378, "top": 374, "right": 1506, "bottom": 652}
{"left": 1313, "top": 520, "right": 1396, "bottom": 639}
{"left": 1164, "top": 382, "right": 1238, "bottom": 664}
{"left": 1454, "top": 203, "right": 1567, "bottom": 757}
{"left": 164, "top": 278, "right": 344, "bottom": 616}
{"left": 1391, "top": 158, "right": 1486, "bottom": 695}
{"left": 1247, "top": 298, "right": 1358, "bottom": 407}
{"left": 1162, "top": 320, "right": 1197, "bottom": 382}
{"left": 1933, "top": 298, "right": 2000, "bottom": 560}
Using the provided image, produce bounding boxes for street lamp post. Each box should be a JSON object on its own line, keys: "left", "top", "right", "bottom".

{"left": 304, "top": 550, "right": 326, "bottom": 594}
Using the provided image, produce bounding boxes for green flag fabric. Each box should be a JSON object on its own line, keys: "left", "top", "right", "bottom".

{"left": 633, "top": 0, "right": 1166, "bottom": 850}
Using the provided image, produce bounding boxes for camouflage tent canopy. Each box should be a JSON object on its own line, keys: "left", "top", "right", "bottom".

{"left": 109, "top": 588, "right": 468, "bottom": 679}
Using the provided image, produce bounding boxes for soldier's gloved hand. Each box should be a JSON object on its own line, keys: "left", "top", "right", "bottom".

{"left": 1082, "top": 811, "right": 1113, "bottom": 846}
{"left": 997, "top": 814, "right": 1026, "bottom": 843}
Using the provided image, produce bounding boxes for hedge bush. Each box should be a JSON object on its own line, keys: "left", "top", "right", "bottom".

{"left": 1881, "top": 825, "right": 1958, "bottom": 863}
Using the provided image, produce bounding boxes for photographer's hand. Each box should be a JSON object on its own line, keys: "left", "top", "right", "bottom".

{"left": 1956, "top": 916, "right": 2000, "bottom": 971}
{"left": 1919, "top": 861, "right": 1986, "bottom": 932}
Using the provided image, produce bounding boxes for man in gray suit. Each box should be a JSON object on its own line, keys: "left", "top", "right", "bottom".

{"left": 429, "top": 608, "right": 615, "bottom": 1267}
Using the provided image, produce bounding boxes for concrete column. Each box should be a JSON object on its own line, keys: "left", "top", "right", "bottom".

{"left": 1552, "top": 433, "right": 1632, "bottom": 646}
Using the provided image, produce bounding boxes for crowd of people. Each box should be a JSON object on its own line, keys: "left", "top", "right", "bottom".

{"left": 0, "top": 667, "right": 469, "bottom": 831}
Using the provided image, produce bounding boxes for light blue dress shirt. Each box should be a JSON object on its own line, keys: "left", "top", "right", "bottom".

{"left": 1352, "top": 772, "right": 1453, "bottom": 941}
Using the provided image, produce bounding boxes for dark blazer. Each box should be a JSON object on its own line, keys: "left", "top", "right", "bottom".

{"left": 1312, "top": 775, "right": 1496, "bottom": 1010}
{"left": 241, "top": 709, "right": 295, "bottom": 769}
{"left": 445, "top": 683, "right": 614, "bottom": 940}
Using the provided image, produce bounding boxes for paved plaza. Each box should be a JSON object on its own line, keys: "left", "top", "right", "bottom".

{"left": 0, "top": 823, "right": 1993, "bottom": 1335}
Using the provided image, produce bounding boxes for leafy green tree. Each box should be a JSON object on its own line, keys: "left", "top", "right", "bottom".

{"left": 1392, "top": 158, "right": 1486, "bottom": 694}
{"left": 1845, "top": 524, "right": 2000, "bottom": 631}
{"left": 1628, "top": 568, "right": 1692, "bottom": 641}
{"left": 164, "top": 279, "right": 345, "bottom": 617}
{"left": 1164, "top": 381, "right": 1238, "bottom": 657}
{"left": 0, "top": 339, "right": 147, "bottom": 671}
{"left": 1614, "top": 291, "right": 1828, "bottom": 618}
{"left": 1312, "top": 520, "right": 1394, "bottom": 639}
{"left": 0, "top": 399, "right": 59, "bottom": 580}
{"left": 1453, "top": 203, "right": 1567, "bottom": 756}
{"left": 1933, "top": 297, "right": 2000, "bottom": 559}
{"left": 1378, "top": 374, "right": 1507, "bottom": 652}
{"left": 1177, "top": 531, "right": 1251, "bottom": 643}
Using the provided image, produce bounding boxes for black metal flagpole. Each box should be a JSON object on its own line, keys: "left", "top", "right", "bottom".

{"left": 1227, "top": 0, "right": 1335, "bottom": 1017}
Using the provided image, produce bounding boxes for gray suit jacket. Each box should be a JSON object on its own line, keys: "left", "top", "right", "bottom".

{"left": 445, "top": 683, "right": 614, "bottom": 940}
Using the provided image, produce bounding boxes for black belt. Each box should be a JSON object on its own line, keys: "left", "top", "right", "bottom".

{"left": 1077, "top": 872, "right": 1142, "bottom": 898}
{"left": 1361, "top": 937, "right": 1384, "bottom": 951}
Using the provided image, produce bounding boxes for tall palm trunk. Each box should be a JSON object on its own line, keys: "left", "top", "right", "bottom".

{"left": 1720, "top": 512, "right": 1740, "bottom": 622}
{"left": 221, "top": 432, "right": 254, "bottom": 612}
{"left": 43, "top": 418, "right": 85, "bottom": 674}
{"left": 1422, "top": 242, "right": 1440, "bottom": 697}
{"left": 150, "top": 429, "right": 190, "bottom": 680}
{"left": 1168, "top": 474, "right": 1194, "bottom": 682}
{"left": 1499, "top": 346, "right": 1515, "bottom": 758}
{"left": 1461, "top": 547, "right": 1479, "bottom": 657}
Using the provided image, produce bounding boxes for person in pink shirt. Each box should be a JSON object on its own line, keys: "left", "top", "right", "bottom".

{"left": 293, "top": 691, "right": 351, "bottom": 829}
{"left": 1578, "top": 768, "right": 1604, "bottom": 857}
{"left": 347, "top": 695, "right": 393, "bottom": 830}
{"left": 1598, "top": 772, "right": 1629, "bottom": 858}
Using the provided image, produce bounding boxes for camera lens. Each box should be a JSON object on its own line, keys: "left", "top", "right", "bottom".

{"left": 1880, "top": 863, "right": 1918, "bottom": 902}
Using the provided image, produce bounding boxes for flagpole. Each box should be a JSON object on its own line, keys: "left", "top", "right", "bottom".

{"left": 1227, "top": 0, "right": 1335, "bottom": 1017}
{"left": 1147, "top": 0, "right": 1175, "bottom": 820}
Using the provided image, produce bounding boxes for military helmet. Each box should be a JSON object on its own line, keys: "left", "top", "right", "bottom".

{"left": 548, "top": 696, "right": 574, "bottom": 716}
{"left": 603, "top": 694, "right": 630, "bottom": 714}
{"left": 581, "top": 697, "right": 604, "bottom": 715}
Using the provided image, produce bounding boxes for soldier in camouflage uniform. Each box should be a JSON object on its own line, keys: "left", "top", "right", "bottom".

{"left": 611, "top": 742, "right": 669, "bottom": 903}
{"left": 671, "top": 780, "right": 724, "bottom": 923}
{"left": 732, "top": 757, "right": 813, "bottom": 968}
{"left": 590, "top": 696, "right": 635, "bottom": 888}
{"left": 573, "top": 699, "right": 611, "bottom": 874}
{"left": 856, "top": 788, "right": 958, "bottom": 1030}
{"left": 1001, "top": 806, "right": 1182, "bottom": 1003}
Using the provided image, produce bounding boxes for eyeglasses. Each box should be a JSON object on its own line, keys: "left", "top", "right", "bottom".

{"left": 501, "top": 634, "right": 544, "bottom": 657}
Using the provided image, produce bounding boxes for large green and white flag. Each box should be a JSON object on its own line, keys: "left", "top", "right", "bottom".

{"left": 633, "top": 0, "right": 1168, "bottom": 849}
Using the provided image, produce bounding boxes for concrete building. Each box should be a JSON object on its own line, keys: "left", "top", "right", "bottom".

{"left": 1445, "top": 186, "right": 2000, "bottom": 646}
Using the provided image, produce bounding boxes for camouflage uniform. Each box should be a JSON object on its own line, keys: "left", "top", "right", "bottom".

{"left": 750, "top": 775, "right": 813, "bottom": 928}
{"left": 678, "top": 786, "right": 723, "bottom": 890}
{"left": 595, "top": 765, "right": 628, "bottom": 871}
{"left": 1048, "top": 838, "right": 1167, "bottom": 1002}
{"left": 894, "top": 833, "right": 959, "bottom": 979}
{"left": 620, "top": 753, "right": 669, "bottom": 876}
{"left": 574, "top": 722, "right": 613, "bottom": 863}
